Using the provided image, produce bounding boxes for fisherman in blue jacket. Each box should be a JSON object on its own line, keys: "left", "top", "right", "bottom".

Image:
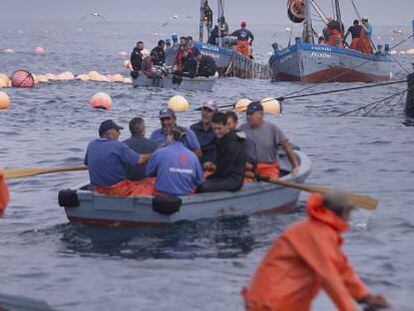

{"left": 146, "top": 126, "right": 205, "bottom": 196}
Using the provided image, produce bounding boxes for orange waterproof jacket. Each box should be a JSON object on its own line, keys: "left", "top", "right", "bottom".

{"left": 0, "top": 171, "right": 9, "bottom": 214}
{"left": 243, "top": 194, "right": 369, "bottom": 311}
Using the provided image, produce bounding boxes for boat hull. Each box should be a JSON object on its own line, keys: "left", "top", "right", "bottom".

{"left": 61, "top": 151, "right": 311, "bottom": 228}
{"left": 132, "top": 73, "right": 216, "bottom": 92}
{"left": 165, "top": 42, "right": 272, "bottom": 80}
{"left": 269, "top": 43, "right": 393, "bottom": 83}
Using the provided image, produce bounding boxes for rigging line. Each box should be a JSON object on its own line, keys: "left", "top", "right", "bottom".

{"left": 390, "top": 34, "right": 414, "bottom": 50}
{"left": 338, "top": 88, "right": 408, "bottom": 116}
{"left": 364, "top": 89, "right": 407, "bottom": 115}
{"left": 390, "top": 54, "right": 411, "bottom": 74}
{"left": 349, "top": 0, "right": 361, "bottom": 19}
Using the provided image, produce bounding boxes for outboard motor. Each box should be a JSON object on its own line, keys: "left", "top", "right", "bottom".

{"left": 287, "top": 0, "right": 305, "bottom": 23}
{"left": 58, "top": 189, "right": 79, "bottom": 208}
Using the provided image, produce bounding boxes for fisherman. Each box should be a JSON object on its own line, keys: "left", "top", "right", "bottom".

{"left": 323, "top": 17, "right": 334, "bottom": 42}
{"left": 225, "top": 110, "right": 238, "bottom": 130}
{"left": 219, "top": 16, "right": 229, "bottom": 36}
{"left": 359, "top": 17, "right": 373, "bottom": 54}
{"left": 141, "top": 49, "right": 163, "bottom": 79}
{"left": 328, "top": 27, "right": 343, "bottom": 48}
{"left": 174, "top": 37, "right": 189, "bottom": 71}
{"left": 187, "top": 36, "right": 201, "bottom": 57}
{"left": 150, "top": 107, "right": 202, "bottom": 157}
{"left": 344, "top": 19, "right": 362, "bottom": 50}
{"left": 174, "top": 47, "right": 198, "bottom": 78}
{"left": 230, "top": 21, "right": 254, "bottom": 58}
{"left": 208, "top": 25, "right": 219, "bottom": 45}
{"left": 123, "top": 117, "right": 158, "bottom": 181}
{"left": 146, "top": 126, "right": 204, "bottom": 196}
{"left": 0, "top": 169, "right": 9, "bottom": 214}
{"left": 84, "top": 120, "right": 151, "bottom": 196}
{"left": 239, "top": 102, "right": 299, "bottom": 179}
{"left": 195, "top": 52, "right": 217, "bottom": 77}
{"left": 150, "top": 40, "right": 166, "bottom": 66}
{"left": 203, "top": 0, "right": 213, "bottom": 32}
{"left": 190, "top": 100, "right": 218, "bottom": 164}
{"left": 198, "top": 112, "right": 247, "bottom": 193}
{"left": 243, "top": 191, "right": 390, "bottom": 311}
{"left": 130, "top": 41, "right": 144, "bottom": 78}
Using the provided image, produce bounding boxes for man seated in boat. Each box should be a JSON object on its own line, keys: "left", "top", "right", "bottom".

{"left": 174, "top": 46, "right": 198, "bottom": 78}
{"left": 84, "top": 120, "right": 152, "bottom": 196}
{"left": 186, "top": 36, "right": 201, "bottom": 57}
{"left": 190, "top": 101, "right": 218, "bottom": 165}
{"left": 141, "top": 49, "right": 163, "bottom": 79}
{"left": 230, "top": 21, "right": 254, "bottom": 58}
{"left": 198, "top": 112, "right": 247, "bottom": 193}
{"left": 239, "top": 102, "right": 299, "bottom": 180}
{"left": 344, "top": 19, "right": 362, "bottom": 50}
{"left": 243, "top": 191, "right": 390, "bottom": 311}
{"left": 129, "top": 41, "right": 144, "bottom": 78}
{"left": 195, "top": 52, "right": 217, "bottom": 77}
{"left": 123, "top": 117, "right": 158, "bottom": 181}
{"left": 150, "top": 107, "right": 202, "bottom": 157}
{"left": 150, "top": 40, "right": 166, "bottom": 66}
{"left": 146, "top": 126, "right": 205, "bottom": 196}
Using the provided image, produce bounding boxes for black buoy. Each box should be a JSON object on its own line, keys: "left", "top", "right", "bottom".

{"left": 404, "top": 68, "right": 414, "bottom": 118}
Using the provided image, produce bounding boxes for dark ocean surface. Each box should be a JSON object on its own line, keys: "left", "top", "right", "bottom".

{"left": 1, "top": 20, "right": 414, "bottom": 310}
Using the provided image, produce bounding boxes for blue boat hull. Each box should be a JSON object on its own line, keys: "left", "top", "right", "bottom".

{"left": 269, "top": 43, "right": 393, "bottom": 82}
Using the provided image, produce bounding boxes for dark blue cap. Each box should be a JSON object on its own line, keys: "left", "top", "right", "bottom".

{"left": 99, "top": 119, "right": 123, "bottom": 136}
{"left": 246, "top": 101, "right": 264, "bottom": 113}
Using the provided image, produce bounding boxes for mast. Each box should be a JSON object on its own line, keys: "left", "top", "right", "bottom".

{"left": 334, "top": 0, "right": 343, "bottom": 34}
{"left": 199, "top": 0, "right": 207, "bottom": 42}
{"left": 217, "top": 0, "right": 224, "bottom": 47}
{"left": 304, "top": 0, "right": 314, "bottom": 43}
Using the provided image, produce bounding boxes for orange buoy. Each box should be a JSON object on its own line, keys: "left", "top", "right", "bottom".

{"left": 261, "top": 97, "right": 282, "bottom": 114}
{"left": 91, "top": 92, "right": 112, "bottom": 110}
{"left": 34, "top": 46, "right": 45, "bottom": 54}
{"left": 76, "top": 74, "right": 90, "bottom": 81}
{"left": 111, "top": 74, "right": 124, "bottom": 83}
{"left": 235, "top": 98, "right": 252, "bottom": 112}
{"left": 0, "top": 74, "right": 10, "bottom": 88}
{"left": 3, "top": 48, "right": 14, "bottom": 53}
{"left": 88, "top": 71, "right": 102, "bottom": 81}
{"left": 11, "top": 69, "right": 35, "bottom": 88}
{"left": 37, "top": 75, "right": 49, "bottom": 83}
{"left": 0, "top": 91, "right": 10, "bottom": 110}
{"left": 32, "top": 74, "right": 39, "bottom": 84}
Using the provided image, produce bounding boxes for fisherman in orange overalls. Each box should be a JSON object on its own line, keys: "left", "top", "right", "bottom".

{"left": 243, "top": 192, "right": 390, "bottom": 311}
{"left": 230, "top": 21, "right": 254, "bottom": 58}
{"left": 0, "top": 169, "right": 10, "bottom": 214}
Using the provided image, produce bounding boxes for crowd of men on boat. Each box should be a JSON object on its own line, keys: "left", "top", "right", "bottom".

{"left": 129, "top": 36, "right": 217, "bottom": 80}
{"left": 317, "top": 16, "right": 374, "bottom": 54}
{"left": 84, "top": 100, "right": 299, "bottom": 198}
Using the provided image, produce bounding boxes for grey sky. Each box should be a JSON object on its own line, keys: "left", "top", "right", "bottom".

{"left": 1, "top": 0, "right": 413, "bottom": 26}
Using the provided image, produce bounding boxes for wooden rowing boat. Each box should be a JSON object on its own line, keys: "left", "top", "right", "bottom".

{"left": 58, "top": 150, "right": 311, "bottom": 228}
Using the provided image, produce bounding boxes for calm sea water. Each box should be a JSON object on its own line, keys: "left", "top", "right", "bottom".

{"left": 1, "top": 20, "right": 414, "bottom": 310}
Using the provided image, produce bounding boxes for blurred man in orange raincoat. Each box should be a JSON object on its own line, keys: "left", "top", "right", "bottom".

{"left": 0, "top": 169, "right": 10, "bottom": 214}
{"left": 243, "top": 192, "right": 389, "bottom": 311}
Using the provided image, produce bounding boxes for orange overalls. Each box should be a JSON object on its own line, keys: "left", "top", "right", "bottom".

{"left": 243, "top": 193, "right": 370, "bottom": 311}
{"left": 0, "top": 171, "right": 10, "bottom": 214}
{"left": 94, "top": 178, "right": 155, "bottom": 197}
{"left": 236, "top": 41, "right": 251, "bottom": 58}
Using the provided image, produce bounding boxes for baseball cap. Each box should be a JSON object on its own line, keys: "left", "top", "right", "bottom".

{"left": 202, "top": 100, "right": 218, "bottom": 111}
{"left": 159, "top": 107, "right": 176, "bottom": 119}
{"left": 99, "top": 119, "right": 123, "bottom": 136}
{"left": 246, "top": 101, "right": 264, "bottom": 114}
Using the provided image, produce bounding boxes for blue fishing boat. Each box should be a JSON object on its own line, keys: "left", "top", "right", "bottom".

{"left": 165, "top": 0, "right": 272, "bottom": 79}
{"left": 269, "top": 0, "right": 393, "bottom": 82}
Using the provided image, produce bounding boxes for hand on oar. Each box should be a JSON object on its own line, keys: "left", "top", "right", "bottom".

{"left": 256, "top": 175, "right": 378, "bottom": 211}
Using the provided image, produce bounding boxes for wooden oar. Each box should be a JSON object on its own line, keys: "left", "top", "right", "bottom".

{"left": 3, "top": 165, "right": 87, "bottom": 180}
{"left": 256, "top": 175, "right": 378, "bottom": 211}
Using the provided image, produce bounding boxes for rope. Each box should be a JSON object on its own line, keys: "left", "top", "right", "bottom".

{"left": 389, "top": 54, "right": 411, "bottom": 74}
{"left": 390, "top": 34, "right": 414, "bottom": 50}
{"left": 338, "top": 88, "right": 407, "bottom": 116}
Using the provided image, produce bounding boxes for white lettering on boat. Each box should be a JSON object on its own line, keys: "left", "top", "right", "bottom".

{"left": 280, "top": 54, "right": 293, "bottom": 64}
{"left": 311, "top": 52, "right": 331, "bottom": 58}
{"left": 169, "top": 167, "right": 194, "bottom": 174}
{"left": 311, "top": 46, "right": 332, "bottom": 52}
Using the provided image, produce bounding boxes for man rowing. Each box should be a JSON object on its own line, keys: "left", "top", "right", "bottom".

{"left": 239, "top": 102, "right": 299, "bottom": 179}
{"left": 84, "top": 120, "right": 151, "bottom": 196}
{"left": 243, "top": 192, "right": 390, "bottom": 310}
{"left": 146, "top": 126, "right": 204, "bottom": 196}
{"left": 150, "top": 107, "right": 202, "bottom": 157}
{"left": 190, "top": 100, "right": 218, "bottom": 164}
{"left": 198, "top": 112, "right": 247, "bottom": 193}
